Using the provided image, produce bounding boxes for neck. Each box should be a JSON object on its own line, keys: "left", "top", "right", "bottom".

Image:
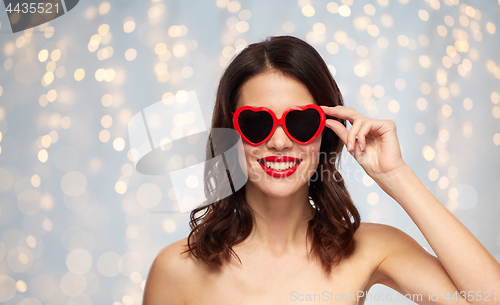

{"left": 243, "top": 182, "right": 315, "bottom": 256}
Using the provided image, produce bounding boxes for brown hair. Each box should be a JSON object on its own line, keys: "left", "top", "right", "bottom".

{"left": 184, "top": 35, "right": 361, "bottom": 273}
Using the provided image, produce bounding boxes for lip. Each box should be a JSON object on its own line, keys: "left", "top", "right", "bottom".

{"left": 257, "top": 156, "right": 302, "bottom": 178}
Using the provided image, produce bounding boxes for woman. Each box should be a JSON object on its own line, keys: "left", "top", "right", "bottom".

{"left": 143, "top": 36, "right": 500, "bottom": 304}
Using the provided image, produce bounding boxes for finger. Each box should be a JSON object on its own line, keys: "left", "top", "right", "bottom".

{"left": 347, "top": 119, "right": 365, "bottom": 152}
{"left": 324, "top": 119, "right": 349, "bottom": 147}
{"left": 320, "top": 105, "right": 362, "bottom": 125}
{"left": 357, "top": 121, "right": 372, "bottom": 151}
{"left": 357, "top": 120, "right": 390, "bottom": 151}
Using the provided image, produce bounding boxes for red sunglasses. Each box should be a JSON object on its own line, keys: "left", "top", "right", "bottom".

{"left": 232, "top": 104, "right": 326, "bottom": 146}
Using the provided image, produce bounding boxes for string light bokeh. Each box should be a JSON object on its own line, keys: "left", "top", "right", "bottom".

{"left": 0, "top": 0, "right": 499, "bottom": 304}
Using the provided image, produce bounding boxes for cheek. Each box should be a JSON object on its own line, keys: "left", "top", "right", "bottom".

{"left": 242, "top": 144, "right": 261, "bottom": 170}
{"left": 303, "top": 137, "right": 322, "bottom": 164}
{"left": 243, "top": 143, "right": 256, "bottom": 160}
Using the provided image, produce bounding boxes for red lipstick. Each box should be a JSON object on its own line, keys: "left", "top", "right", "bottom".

{"left": 257, "top": 156, "right": 302, "bottom": 178}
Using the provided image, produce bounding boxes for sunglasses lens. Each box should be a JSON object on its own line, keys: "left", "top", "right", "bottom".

{"left": 285, "top": 108, "right": 321, "bottom": 142}
{"left": 238, "top": 110, "right": 274, "bottom": 144}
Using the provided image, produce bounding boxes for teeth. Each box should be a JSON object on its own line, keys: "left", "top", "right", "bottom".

{"left": 263, "top": 161, "right": 299, "bottom": 171}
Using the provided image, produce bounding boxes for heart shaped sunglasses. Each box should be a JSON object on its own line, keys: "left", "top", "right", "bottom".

{"left": 232, "top": 104, "right": 326, "bottom": 146}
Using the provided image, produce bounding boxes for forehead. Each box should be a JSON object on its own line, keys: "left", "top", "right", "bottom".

{"left": 236, "top": 71, "right": 316, "bottom": 116}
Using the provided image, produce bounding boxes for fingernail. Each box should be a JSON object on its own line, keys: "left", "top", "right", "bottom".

{"left": 359, "top": 143, "right": 362, "bottom": 151}
{"left": 347, "top": 142, "right": 351, "bottom": 151}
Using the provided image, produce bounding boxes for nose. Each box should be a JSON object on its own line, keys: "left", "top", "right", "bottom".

{"left": 266, "top": 124, "right": 293, "bottom": 151}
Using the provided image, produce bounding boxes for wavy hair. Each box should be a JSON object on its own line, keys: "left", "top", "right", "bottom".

{"left": 184, "top": 35, "right": 361, "bottom": 274}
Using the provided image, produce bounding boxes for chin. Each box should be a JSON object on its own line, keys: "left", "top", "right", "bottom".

{"left": 260, "top": 185, "right": 299, "bottom": 199}
{"left": 248, "top": 178, "right": 307, "bottom": 197}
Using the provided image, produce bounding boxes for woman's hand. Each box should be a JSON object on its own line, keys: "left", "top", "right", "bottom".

{"left": 321, "top": 105, "right": 407, "bottom": 181}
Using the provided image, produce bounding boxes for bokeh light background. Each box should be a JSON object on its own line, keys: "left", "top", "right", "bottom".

{"left": 0, "top": 0, "right": 499, "bottom": 304}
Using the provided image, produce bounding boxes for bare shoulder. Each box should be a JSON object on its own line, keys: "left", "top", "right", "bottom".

{"left": 351, "top": 222, "right": 393, "bottom": 271}
{"left": 143, "top": 237, "right": 200, "bottom": 305}
{"left": 355, "top": 222, "right": 432, "bottom": 293}
{"left": 354, "top": 222, "right": 411, "bottom": 247}
{"left": 356, "top": 221, "right": 425, "bottom": 257}
{"left": 355, "top": 222, "right": 472, "bottom": 302}
{"left": 353, "top": 222, "right": 395, "bottom": 254}
{"left": 355, "top": 221, "right": 427, "bottom": 268}
{"left": 154, "top": 237, "right": 193, "bottom": 269}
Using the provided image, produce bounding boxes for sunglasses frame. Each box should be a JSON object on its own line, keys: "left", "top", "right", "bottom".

{"left": 232, "top": 104, "right": 326, "bottom": 146}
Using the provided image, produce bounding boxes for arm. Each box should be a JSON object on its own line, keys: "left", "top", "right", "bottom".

{"left": 375, "top": 165, "right": 500, "bottom": 302}
{"left": 322, "top": 106, "right": 500, "bottom": 304}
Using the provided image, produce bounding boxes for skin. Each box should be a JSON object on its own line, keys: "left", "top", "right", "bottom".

{"left": 143, "top": 71, "right": 500, "bottom": 305}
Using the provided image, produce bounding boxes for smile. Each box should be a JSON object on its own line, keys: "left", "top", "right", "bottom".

{"left": 257, "top": 156, "right": 302, "bottom": 178}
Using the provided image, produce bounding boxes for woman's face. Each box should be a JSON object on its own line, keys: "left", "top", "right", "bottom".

{"left": 235, "top": 70, "right": 322, "bottom": 198}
